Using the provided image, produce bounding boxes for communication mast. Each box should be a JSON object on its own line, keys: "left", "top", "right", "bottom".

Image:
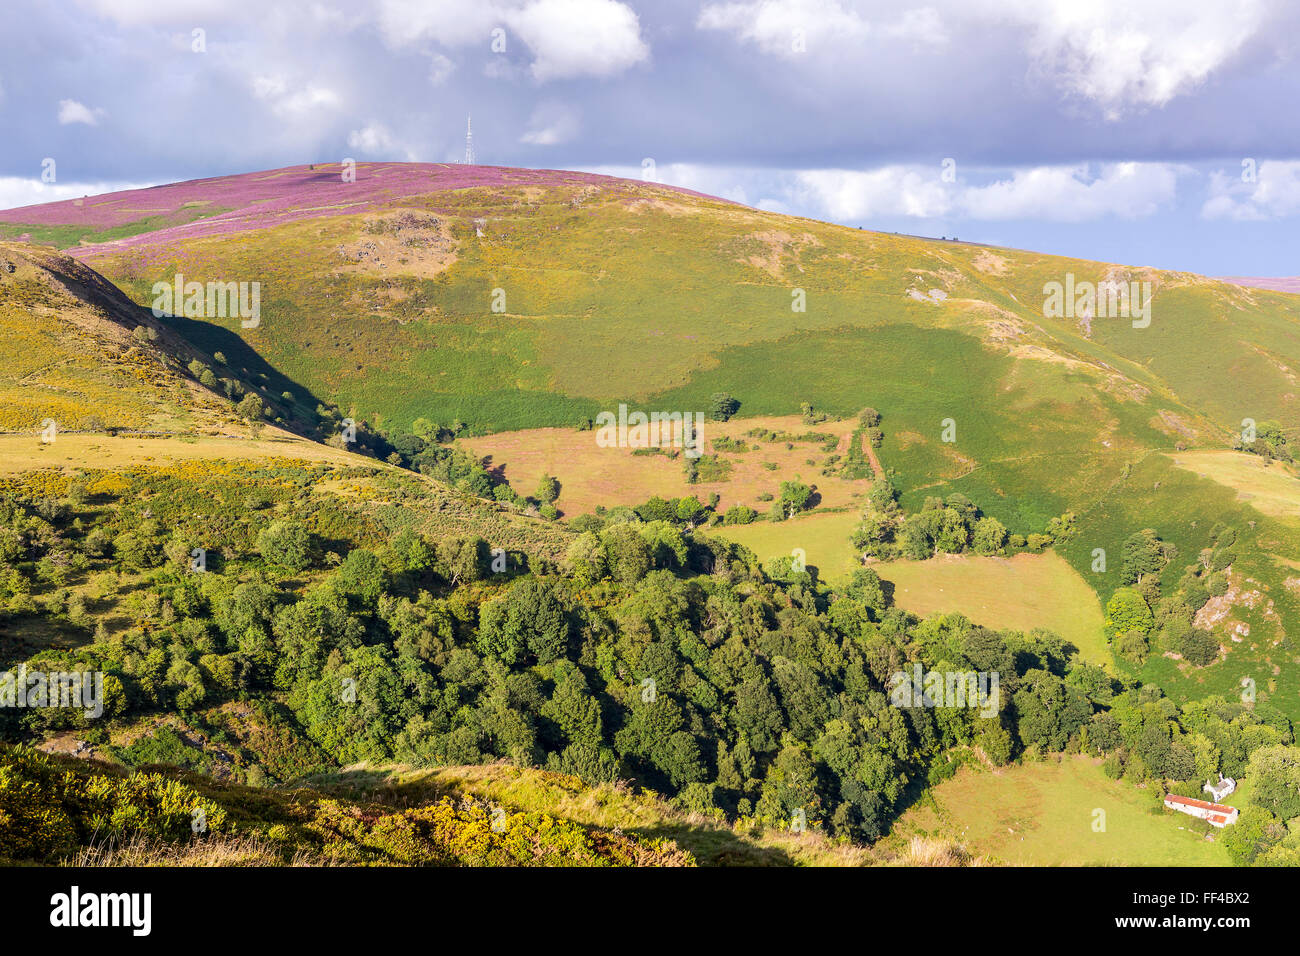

{"left": 463, "top": 114, "right": 475, "bottom": 165}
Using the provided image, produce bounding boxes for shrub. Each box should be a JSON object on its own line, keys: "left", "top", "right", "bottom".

{"left": 256, "top": 520, "right": 312, "bottom": 571}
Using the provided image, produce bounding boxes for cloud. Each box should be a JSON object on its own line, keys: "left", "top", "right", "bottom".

{"left": 697, "top": 0, "right": 945, "bottom": 57}
{"left": 375, "top": 0, "right": 648, "bottom": 82}
{"left": 958, "top": 162, "right": 1183, "bottom": 221}
{"left": 429, "top": 53, "right": 456, "bottom": 86}
{"left": 1010, "top": 0, "right": 1269, "bottom": 117}
{"left": 520, "top": 102, "right": 580, "bottom": 145}
{"left": 793, "top": 166, "right": 952, "bottom": 218}
{"left": 577, "top": 160, "right": 1185, "bottom": 223}
{"left": 57, "top": 99, "right": 105, "bottom": 125}
{"left": 1202, "top": 161, "right": 1300, "bottom": 220}
{"left": 251, "top": 76, "right": 340, "bottom": 116}
{"left": 513, "top": 0, "right": 649, "bottom": 80}
{"left": 346, "top": 123, "right": 418, "bottom": 160}
{"left": 0, "top": 176, "right": 155, "bottom": 214}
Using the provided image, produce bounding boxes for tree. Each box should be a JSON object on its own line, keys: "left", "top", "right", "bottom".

{"left": 972, "top": 516, "right": 1007, "bottom": 555}
{"left": 436, "top": 536, "right": 488, "bottom": 586}
{"left": 334, "top": 549, "right": 387, "bottom": 604}
{"left": 237, "top": 393, "right": 266, "bottom": 422}
{"left": 1247, "top": 421, "right": 1292, "bottom": 461}
{"left": 1245, "top": 745, "right": 1300, "bottom": 820}
{"left": 601, "top": 524, "right": 652, "bottom": 584}
{"left": 1013, "top": 670, "right": 1091, "bottom": 751}
{"left": 535, "top": 475, "right": 560, "bottom": 505}
{"left": 1104, "top": 587, "right": 1153, "bottom": 641}
{"left": 477, "top": 577, "right": 569, "bottom": 666}
{"left": 776, "top": 480, "right": 814, "bottom": 519}
{"left": 1120, "top": 529, "right": 1165, "bottom": 585}
{"left": 709, "top": 392, "right": 740, "bottom": 421}
{"left": 256, "top": 520, "right": 312, "bottom": 571}
{"left": 1181, "top": 628, "right": 1219, "bottom": 666}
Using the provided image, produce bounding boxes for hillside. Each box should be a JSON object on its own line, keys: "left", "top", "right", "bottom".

{"left": 0, "top": 241, "right": 234, "bottom": 434}
{"left": 8, "top": 163, "right": 1300, "bottom": 708}
{"left": 0, "top": 744, "right": 694, "bottom": 867}
{"left": 6, "top": 162, "right": 1299, "bottom": 532}
{"left": 3, "top": 164, "right": 1300, "bottom": 868}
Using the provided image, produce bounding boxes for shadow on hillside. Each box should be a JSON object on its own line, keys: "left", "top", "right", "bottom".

{"left": 479, "top": 454, "right": 508, "bottom": 483}
{"left": 158, "top": 313, "right": 333, "bottom": 435}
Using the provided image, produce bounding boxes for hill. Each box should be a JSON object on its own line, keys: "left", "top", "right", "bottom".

{"left": 6, "top": 162, "right": 1298, "bottom": 534}
{"left": 3, "top": 164, "right": 1300, "bottom": 867}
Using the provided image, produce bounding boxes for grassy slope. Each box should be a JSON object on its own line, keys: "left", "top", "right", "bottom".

{"left": 2, "top": 746, "right": 694, "bottom": 867}
{"left": 0, "top": 242, "right": 237, "bottom": 433}
{"left": 889, "top": 755, "right": 1237, "bottom": 866}
{"left": 31, "top": 171, "right": 1288, "bottom": 545}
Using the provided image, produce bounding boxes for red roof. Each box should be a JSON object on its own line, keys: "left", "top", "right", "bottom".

{"left": 1165, "top": 794, "right": 1235, "bottom": 814}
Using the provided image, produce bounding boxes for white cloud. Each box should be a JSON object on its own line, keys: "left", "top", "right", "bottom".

{"left": 251, "top": 75, "right": 340, "bottom": 116}
{"left": 734, "top": 162, "right": 1182, "bottom": 222}
{"left": 577, "top": 162, "right": 761, "bottom": 205}
{"left": 513, "top": 0, "right": 649, "bottom": 80}
{"left": 520, "top": 102, "right": 580, "bottom": 145}
{"left": 794, "top": 166, "right": 954, "bottom": 218}
{"left": 697, "top": 0, "right": 946, "bottom": 57}
{"left": 1008, "top": 0, "right": 1268, "bottom": 117}
{"left": 57, "top": 99, "right": 105, "bottom": 126}
{"left": 959, "top": 162, "right": 1183, "bottom": 221}
{"left": 429, "top": 53, "right": 456, "bottom": 85}
{"left": 346, "top": 123, "right": 418, "bottom": 160}
{"left": 697, "top": 0, "right": 1272, "bottom": 116}
{"left": 0, "top": 177, "right": 156, "bottom": 214}
{"left": 375, "top": 0, "right": 648, "bottom": 82}
{"left": 73, "top": 0, "right": 244, "bottom": 24}
{"left": 1202, "top": 161, "right": 1300, "bottom": 220}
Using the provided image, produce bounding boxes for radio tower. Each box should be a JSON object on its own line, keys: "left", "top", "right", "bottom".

{"left": 463, "top": 114, "right": 475, "bottom": 165}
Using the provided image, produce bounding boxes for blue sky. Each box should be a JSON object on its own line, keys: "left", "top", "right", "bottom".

{"left": 1, "top": 0, "right": 1298, "bottom": 275}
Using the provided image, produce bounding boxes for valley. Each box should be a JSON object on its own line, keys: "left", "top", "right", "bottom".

{"left": 2, "top": 164, "right": 1300, "bottom": 869}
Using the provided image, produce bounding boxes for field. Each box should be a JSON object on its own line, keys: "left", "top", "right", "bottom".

{"left": 460, "top": 414, "right": 871, "bottom": 515}
{"left": 712, "top": 509, "right": 864, "bottom": 581}
{"left": 877, "top": 552, "right": 1109, "bottom": 664}
{"left": 1171, "top": 449, "right": 1300, "bottom": 522}
{"left": 890, "top": 756, "right": 1237, "bottom": 866}
{"left": 714, "top": 515, "right": 1109, "bottom": 661}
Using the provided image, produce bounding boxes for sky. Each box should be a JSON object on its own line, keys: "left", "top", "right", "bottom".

{"left": 1, "top": 0, "right": 1299, "bottom": 275}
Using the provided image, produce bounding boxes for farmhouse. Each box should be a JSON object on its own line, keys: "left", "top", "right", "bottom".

{"left": 1163, "top": 794, "right": 1239, "bottom": 828}
{"left": 1204, "top": 774, "right": 1236, "bottom": 802}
